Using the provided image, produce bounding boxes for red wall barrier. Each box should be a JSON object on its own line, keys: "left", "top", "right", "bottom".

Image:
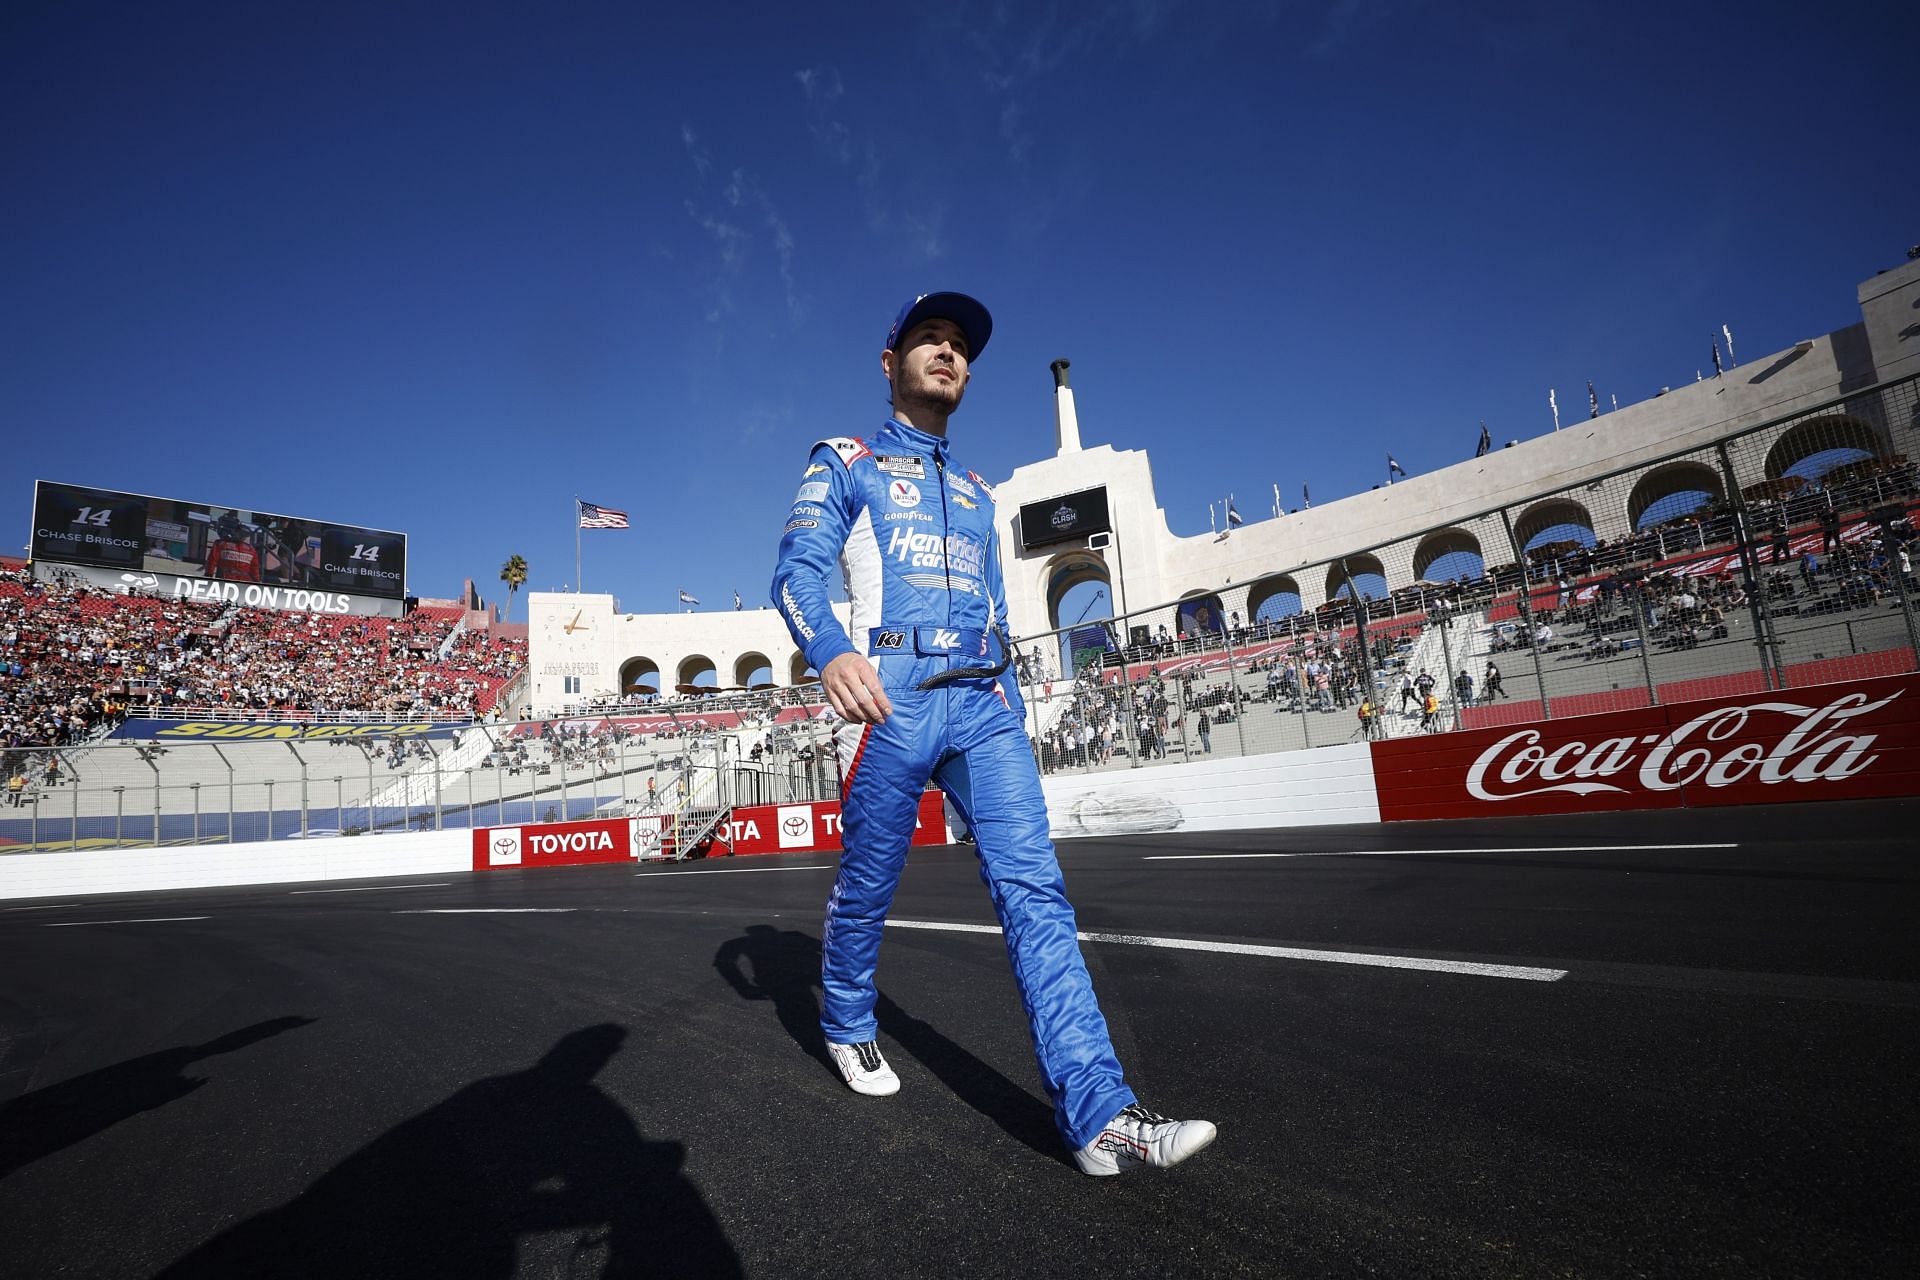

{"left": 720, "top": 792, "right": 948, "bottom": 857}
{"left": 1373, "top": 672, "right": 1920, "bottom": 821}
{"left": 472, "top": 817, "right": 636, "bottom": 870}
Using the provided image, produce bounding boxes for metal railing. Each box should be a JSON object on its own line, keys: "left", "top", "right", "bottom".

{"left": 123, "top": 706, "right": 483, "bottom": 725}
{"left": 0, "top": 704, "right": 840, "bottom": 853}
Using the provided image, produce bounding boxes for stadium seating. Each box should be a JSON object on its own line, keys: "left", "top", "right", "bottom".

{"left": 0, "top": 564, "right": 527, "bottom": 755}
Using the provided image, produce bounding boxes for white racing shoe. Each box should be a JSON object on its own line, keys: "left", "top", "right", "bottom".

{"left": 1073, "top": 1103, "right": 1217, "bottom": 1176}
{"left": 826, "top": 1040, "right": 901, "bottom": 1097}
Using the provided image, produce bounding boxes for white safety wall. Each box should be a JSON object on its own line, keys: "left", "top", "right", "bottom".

{"left": 1040, "top": 742, "right": 1381, "bottom": 839}
{"left": 0, "top": 831, "right": 473, "bottom": 901}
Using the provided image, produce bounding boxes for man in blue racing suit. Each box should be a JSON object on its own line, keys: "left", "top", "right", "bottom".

{"left": 770, "top": 291, "right": 1215, "bottom": 1176}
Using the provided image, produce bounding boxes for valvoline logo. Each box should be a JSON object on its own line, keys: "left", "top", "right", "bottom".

{"left": 890, "top": 480, "right": 922, "bottom": 509}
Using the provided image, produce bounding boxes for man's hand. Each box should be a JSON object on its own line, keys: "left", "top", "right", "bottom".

{"left": 822, "top": 652, "right": 891, "bottom": 724}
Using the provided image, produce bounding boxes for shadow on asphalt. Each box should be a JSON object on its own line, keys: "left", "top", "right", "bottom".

{"left": 714, "top": 923, "right": 1068, "bottom": 1166}
{"left": 153, "top": 1025, "right": 742, "bottom": 1279}
{"left": 0, "top": 1016, "right": 315, "bottom": 1182}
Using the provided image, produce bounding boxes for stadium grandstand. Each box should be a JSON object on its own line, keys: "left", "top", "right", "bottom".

{"left": 3, "top": 256, "right": 1919, "bottom": 855}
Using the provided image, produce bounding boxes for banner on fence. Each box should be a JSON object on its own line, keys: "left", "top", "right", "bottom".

{"left": 111, "top": 719, "right": 464, "bottom": 742}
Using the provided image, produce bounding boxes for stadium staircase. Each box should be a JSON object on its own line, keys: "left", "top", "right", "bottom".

{"left": 615, "top": 735, "right": 737, "bottom": 861}
{"left": 368, "top": 725, "right": 496, "bottom": 813}
{"left": 1372, "top": 610, "right": 1490, "bottom": 739}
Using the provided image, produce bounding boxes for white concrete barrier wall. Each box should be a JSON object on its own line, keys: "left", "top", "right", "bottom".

{"left": 0, "top": 831, "right": 473, "bottom": 901}
{"left": 1, "top": 739, "right": 1380, "bottom": 898}
{"left": 1041, "top": 742, "right": 1381, "bottom": 838}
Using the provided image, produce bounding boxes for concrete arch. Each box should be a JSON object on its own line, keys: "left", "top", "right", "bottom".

{"left": 676, "top": 653, "right": 717, "bottom": 689}
{"left": 1764, "top": 414, "right": 1890, "bottom": 482}
{"left": 1411, "top": 528, "right": 1485, "bottom": 583}
{"left": 1042, "top": 551, "right": 1110, "bottom": 631}
{"left": 1626, "top": 460, "right": 1724, "bottom": 531}
{"left": 1512, "top": 498, "right": 1597, "bottom": 553}
{"left": 1326, "top": 553, "right": 1388, "bottom": 603}
{"left": 733, "top": 651, "right": 773, "bottom": 689}
{"left": 1246, "top": 573, "right": 1303, "bottom": 623}
{"left": 788, "top": 652, "right": 817, "bottom": 686}
{"left": 618, "top": 656, "right": 660, "bottom": 695}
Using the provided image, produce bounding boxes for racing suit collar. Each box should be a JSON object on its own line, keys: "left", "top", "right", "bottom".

{"left": 880, "top": 417, "right": 950, "bottom": 463}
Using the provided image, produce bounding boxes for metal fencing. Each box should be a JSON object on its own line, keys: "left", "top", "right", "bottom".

{"left": 0, "top": 710, "right": 841, "bottom": 852}
{"left": 5, "top": 373, "right": 1916, "bottom": 849}
{"left": 1011, "top": 372, "right": 1920, "bottom": 778}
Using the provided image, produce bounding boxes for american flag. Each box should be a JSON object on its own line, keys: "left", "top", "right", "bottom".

{"left": 578, "top": 501, "right": 628, "bottom": 529}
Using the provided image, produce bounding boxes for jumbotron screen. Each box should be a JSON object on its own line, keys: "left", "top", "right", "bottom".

{"left": 1017, "top": 485, "right": 1111, "bottom": 550}
{"left": 30, "top": 480, "right": 408, "bottom": 600}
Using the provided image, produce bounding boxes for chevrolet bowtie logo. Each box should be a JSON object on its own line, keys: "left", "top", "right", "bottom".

{"left": 564, "top": 611, "right": 590, "bottom": 634}
{"left": 804, "top": 463, "right": 828, "bottom": 478}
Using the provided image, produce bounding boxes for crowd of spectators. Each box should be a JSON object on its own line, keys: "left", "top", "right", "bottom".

{"left": 0, "top": 565, "right": 528, "bottom": 756}
{"left": 2, "top": 564, "right": 207, "bottom": 759}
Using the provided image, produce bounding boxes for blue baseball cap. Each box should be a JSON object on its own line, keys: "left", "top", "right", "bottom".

{"left": 886, "top": 291, "right": 992, "bottom": 362}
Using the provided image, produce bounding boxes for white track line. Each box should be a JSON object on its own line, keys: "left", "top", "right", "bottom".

{"left": 43, "top": 916, "right": 210, "bottom": 927}
{"left": 639, "top": 864, "right": 833, "bottom": 876}
{"left": 395, "top": 908, "right": 577, "bottom": 914}
{"left": 290, "top": 883, "right": 453, "bottom": 895}
{"left": 885, "top": 919, "right": 1567, "bottom": 982}
{"left": 5, "top": 904, "right": 78, "bottom": 912}
{"left": 1143, "top": 843, "right": 1738, "bottom": 861}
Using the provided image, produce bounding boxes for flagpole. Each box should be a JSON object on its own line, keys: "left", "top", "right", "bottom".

{"left": 574, "top": 496, "right": 582, "bottom": 594}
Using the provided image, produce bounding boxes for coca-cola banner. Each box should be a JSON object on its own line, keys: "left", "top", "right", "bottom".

{"left": 1372, "top": 673, "right": 1920, "bottom": 821}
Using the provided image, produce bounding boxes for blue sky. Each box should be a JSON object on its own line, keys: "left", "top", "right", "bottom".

{"left": 4, "top": 0, "right": 1913, "bottom": 620}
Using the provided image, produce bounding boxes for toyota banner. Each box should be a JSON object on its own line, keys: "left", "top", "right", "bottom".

{"left": 472, "top": 793, "right": 950, "bottom": 870}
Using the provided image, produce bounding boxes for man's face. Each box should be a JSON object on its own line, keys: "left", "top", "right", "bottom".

{"left": 883, "top": 318, "right": 971, "bottom": 413}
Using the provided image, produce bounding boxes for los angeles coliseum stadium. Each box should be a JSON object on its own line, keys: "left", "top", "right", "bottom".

{"left": 4, "top": 259, "right": 1919, "bottom": 1275}
{"left": 5, "top": 255, "right": 1914, "bottom": 858}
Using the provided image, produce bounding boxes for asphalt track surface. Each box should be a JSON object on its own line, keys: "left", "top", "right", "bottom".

{"left": 2, "top": 800, "right": 1917, "bottom": 1278}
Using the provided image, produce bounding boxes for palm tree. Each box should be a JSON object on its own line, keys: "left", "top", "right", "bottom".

{"left": 499, "top": 554, "right": 528, "bottom": 622}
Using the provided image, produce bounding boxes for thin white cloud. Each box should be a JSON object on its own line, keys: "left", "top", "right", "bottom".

{"left": 685, "top": 158, "right": 803, "bottom": 323}
{"left": 999, "top": 101, "right": 1030, "bottom": 165}
{"left": 795, "top": 65, "right": 855, "bottom": 165}
{"left": 681, "top": 124, "right": 711, "bottom": 181}
{"left": 902, "top": 207, "right": 948, "bottom": 261}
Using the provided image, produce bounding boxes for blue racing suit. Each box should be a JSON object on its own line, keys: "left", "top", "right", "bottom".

{"left": 770, "top": 418, "right": 1135, "bottom": 1150}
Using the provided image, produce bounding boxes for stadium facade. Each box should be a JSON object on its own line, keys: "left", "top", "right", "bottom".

{"left": 528, "top": 256, "right": 1920, "bottom": 716}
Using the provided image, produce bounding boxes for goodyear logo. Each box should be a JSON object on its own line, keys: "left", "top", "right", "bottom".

{"left": 149, "top": 721, "right": 443, "bottom": 741}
